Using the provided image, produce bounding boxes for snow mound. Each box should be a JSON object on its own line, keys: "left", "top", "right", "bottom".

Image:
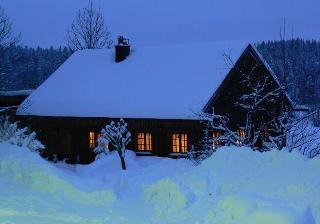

{"left": 0, "top": 144, "right": 319, "bottom": 223}
{"left": 0, "top": 144, "right": 116, "bottom": 206}
{"left": 181, "top": 147, "right": 320, "bottom": 224}
{"left": 144, "top": 179, "right": 187, "bottom": 223}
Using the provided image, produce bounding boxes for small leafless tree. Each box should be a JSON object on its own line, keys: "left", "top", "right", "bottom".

{"left": 95, "top": 119, "right": 131, "bottom": 170}
{"left": 66, "top": 0, "right": 113, "bottom": 51}
{"left": 0, "top": 6, "right": 20, "bottom": 48}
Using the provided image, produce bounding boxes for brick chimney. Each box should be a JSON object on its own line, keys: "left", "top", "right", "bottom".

{"left": 115, "top": 36, "right": 130, "bottom": 63}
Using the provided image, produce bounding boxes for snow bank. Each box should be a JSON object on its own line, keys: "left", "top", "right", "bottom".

{"left": 144, "top": 179, "right": 188, "bottom": 223}
{"left": 0, "top": 144, "right": 319, "bottom": 223}
{"left": 0, "top": 144, "right": 116, "bottom": 223}
{"left": 180, "top": 147, "right": 320, "bottom": 224}
{"left": 0, "top": 144, "right": 116, "bottom": 205}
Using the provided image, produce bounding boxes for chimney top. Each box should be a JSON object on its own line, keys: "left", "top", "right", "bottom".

{"left": 117, "top": 36, "right": 130, "bottom": 46}
{"left": 115, "top": 36, "right": 130, "bottom": 63}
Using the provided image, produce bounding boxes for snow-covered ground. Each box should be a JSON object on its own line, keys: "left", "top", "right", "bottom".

{"left": 0, "top": 143, "right": 319, "bottom": 224}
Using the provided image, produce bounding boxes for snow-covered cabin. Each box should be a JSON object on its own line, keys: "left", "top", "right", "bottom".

{"left": 16, "top": 40, "right": 292, "bottom": 163}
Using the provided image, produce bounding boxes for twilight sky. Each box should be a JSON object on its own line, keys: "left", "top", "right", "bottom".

{"left": 0, "top": 0, "right": 319, "bottom": 47}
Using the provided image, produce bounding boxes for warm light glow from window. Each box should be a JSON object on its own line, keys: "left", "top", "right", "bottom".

{"left": 236, "top": 129, "right": 245, "bottom": 145}
{"left": 137, "top": 133, "right": 152, "bottom": 151}
{"left": 213, "top": 131, "right": 221, "bottom": 148}
{"left": 146, "top": 133, "right": 152, "bottom": 150}
{"left": 89, "top": 132, "right": 95, "bottom": 148}
{"left": 172, "top": 134, "right": 179, "bottom": 152}
{"left": 172, "top": 133, "right": 187, "bottom": 153}
{"left": 238, "top": 129, "right": 245, "bottom": 138}
{"left": 181, "top": 134, "right": 187, "bottom": 153}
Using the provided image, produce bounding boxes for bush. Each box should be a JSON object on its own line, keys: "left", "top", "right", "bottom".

{"left": 0, "top": 117, "right": 45, "bottom": 153}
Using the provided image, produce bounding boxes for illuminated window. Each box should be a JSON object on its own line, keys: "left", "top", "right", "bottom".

{"left": 236, "top": 129, "right": 246, "bottom": 145}
{"left": 237, "top": 129, "right": 245, "bottom": 138}
{"left": 172, "top": 133, "right": 188, "bottom": 153}
{"left": 89, "top": 132, "right": 95, "bottom": 148}
{"left": 146, "top": 133, "right": 152, "bottom": 150}
{"left": 213, "top": 131, "right": 221, "bottom": 148}
{"left": 89, "top": 132, "right": 107, "bottom": 149}
{"left": 137, "top": 133, "right": 152, "bottom": 151}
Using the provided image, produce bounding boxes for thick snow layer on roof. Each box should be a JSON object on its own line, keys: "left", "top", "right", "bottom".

{"left": 17, "top": 41, "right": 248, "bottom": 119}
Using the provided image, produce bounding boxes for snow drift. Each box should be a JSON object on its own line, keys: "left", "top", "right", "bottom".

{"left": 0, "top": 143, "right": 319, "bottom": 223}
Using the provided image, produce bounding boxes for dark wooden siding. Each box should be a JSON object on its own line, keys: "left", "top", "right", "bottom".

{"left": 204, "top": 46, "right": 292, "bottom": 148}
{"left": 17, "top": 116, "right": 203, "bottom": 164}
{"left": 0, "top": 95, "right": 29, "bottom": 116}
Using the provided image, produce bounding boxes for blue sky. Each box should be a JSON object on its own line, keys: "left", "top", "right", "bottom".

{"left": 1, "top": 0, "right": 319, "bottom": 47}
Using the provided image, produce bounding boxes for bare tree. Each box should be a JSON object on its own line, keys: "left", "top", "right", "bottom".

{"left": 200, "top": 50, "right": 320, "bottom": 156}
{"left": 276, "top": 110, "right": 320, "bottom": 158}
{"left": 0, "top": 6, "right": 20, "bottom": 91}
{"left": 0, "top": 6, "right": 20, "bottom": 48}
{"left": 279, "top": 17, "right": 288, "bottom": 87}
{"left": 66, "top": 0, "right": 113, "bottom": 51}
{"left": 200, "top": 52, "right": 288, "bottom": 152}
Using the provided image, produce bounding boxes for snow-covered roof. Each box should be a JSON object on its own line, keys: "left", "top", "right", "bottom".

{"left": 0, "top": 90, "right": 33, "bottom": 97}
{"left": 17, "top": 41, "right": 249, "bottom": 119}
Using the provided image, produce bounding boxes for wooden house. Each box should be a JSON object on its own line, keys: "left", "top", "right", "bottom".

{"left": 0, "top": 90, "right": 33, "bottom": 116}
{"left": 16, "top": 40, "right": 292, "bottom": 163}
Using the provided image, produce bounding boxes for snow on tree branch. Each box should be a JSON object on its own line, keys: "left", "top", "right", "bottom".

{"left": 0, "top": 116, "right": 44, "bottom": 153}
{"left": 94, "top": 119, "right": 131, "bottom": 170}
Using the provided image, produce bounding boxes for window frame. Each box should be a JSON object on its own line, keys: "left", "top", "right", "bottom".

{"left": 137, "top": 132, "right": 152, "bottom": 151}
{"left": 213, "top": 131, "right": 222, "bottom": 148}
{"left": 172, "top": 133, "right": 188, "bottom": 153}
{"left": 89, "top": 131, "right": 107, "bottom": 149}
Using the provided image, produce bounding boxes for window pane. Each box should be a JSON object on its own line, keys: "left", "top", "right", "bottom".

{"left": 172, "top": 134, "right": 180, "bottom": 153}
{"left": 137, "top": 133, "right": 145, "bottom": 150}
{"left": 213, "top": 132, "right": 221, "bottom": 148}
{"left": 146, "top": 133, "right": 152, "bottom": 151}
{"left": 89, "top": 132, "right": 95, "bottom": 148}
{"left": 181, "top": 134, "right": 187, "bottom": 153}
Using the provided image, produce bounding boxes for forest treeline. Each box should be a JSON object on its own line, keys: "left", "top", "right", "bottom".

{"left": 1, "top": 39, "right": 320, "bottom": 107}
{"left": 0, "top": 46, "right": 72, "bottom": 91}
{"left": 257, "top": 39, "right": 320, "bottom": 107}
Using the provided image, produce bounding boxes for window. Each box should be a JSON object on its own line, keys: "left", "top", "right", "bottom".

{"left": 89, "top": 132, "right": 106, "bottom": 149}
{"left": 89, "top": 132, "right": 95, "bottom": 148}
{"left": 213, "top": 131, "right": 221, "bottom": 148}
{"left": 236, "top": 129, "right": 245, "bottom": 145}
{"left": 137, "top": 133, "right": 152, "bottom": 151}
{"left": 261, "top": 125, "right": 269, "bottom": 141}
{"left": 237, "top": 129, "right": 245, "bottom": 138}
{"left": 172, "top": 133, "right": 188, "bottom": 153}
